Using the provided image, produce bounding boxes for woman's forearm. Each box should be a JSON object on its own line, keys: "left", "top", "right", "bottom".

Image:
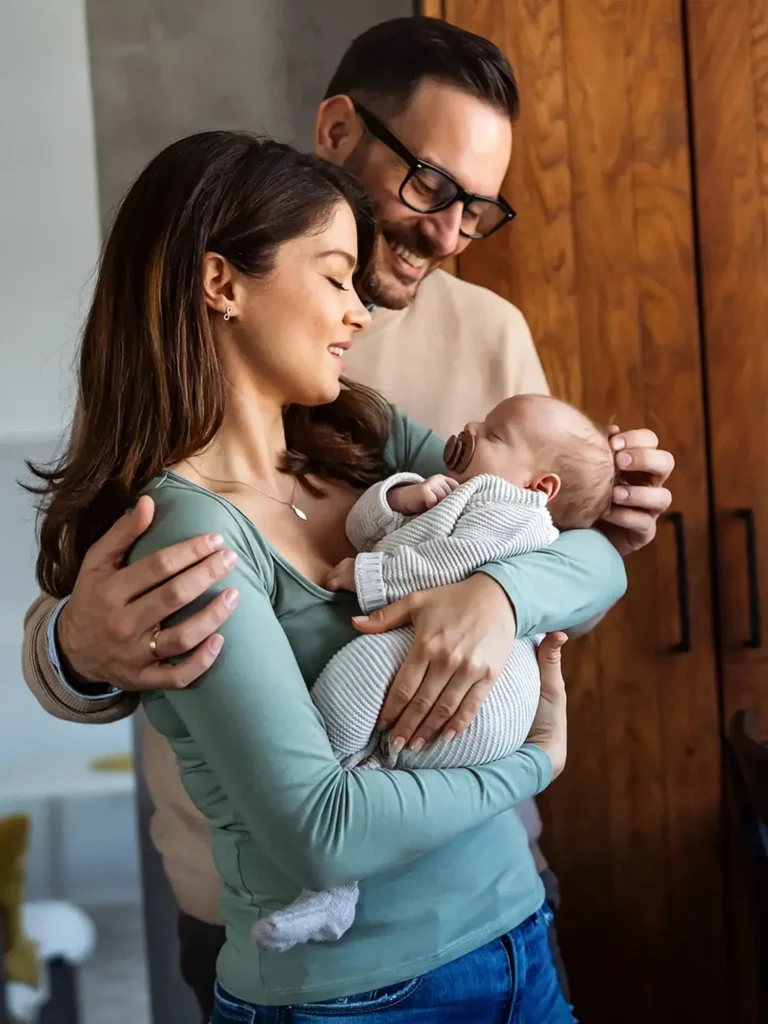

{"left": 479, "top": 529, "right": 627, "bottom": 637}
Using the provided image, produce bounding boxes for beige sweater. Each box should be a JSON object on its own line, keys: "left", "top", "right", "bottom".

{"left": 21, "top": 269, "right": 549, "bottom": 924}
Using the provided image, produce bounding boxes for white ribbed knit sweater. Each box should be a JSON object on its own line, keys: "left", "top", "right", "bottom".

{"left": 312, "top": 473, "right": 559, "bottom": 770}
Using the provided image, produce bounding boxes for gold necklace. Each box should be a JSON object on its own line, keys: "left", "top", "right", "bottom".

{"left": 192, "top": 468, "right": 308, "bottom": 521}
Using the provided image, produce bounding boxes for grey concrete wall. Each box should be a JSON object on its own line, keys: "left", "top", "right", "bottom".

{"left": 85, "top": 0, "right": 412, "bottom": 224}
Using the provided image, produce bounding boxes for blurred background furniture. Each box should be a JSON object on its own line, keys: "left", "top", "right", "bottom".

{"left": 8, "top": 901, "right": 96, "bottom": 1024}
{"left": 0, "top": 755, "right": 135, "bottom": 900}
{"left": 0, "top": 810, "right": 95, "bottom": 1024}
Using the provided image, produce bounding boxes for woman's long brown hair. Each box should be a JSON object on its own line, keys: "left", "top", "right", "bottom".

{"left": 29, "top": 132, "right": 390, "bottom": 598}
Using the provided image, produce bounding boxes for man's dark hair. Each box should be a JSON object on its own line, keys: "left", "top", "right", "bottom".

{"left": 325, "top": 16, "right": 519, "bottom": 121}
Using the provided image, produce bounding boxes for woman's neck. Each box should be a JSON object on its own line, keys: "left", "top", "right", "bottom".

{"left": 179, "top": 382, "right": 290, "bottom": 494}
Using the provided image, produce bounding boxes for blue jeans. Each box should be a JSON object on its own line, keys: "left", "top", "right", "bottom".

{"left": 210, "top": 903, "right": 576, "bottom": 1023}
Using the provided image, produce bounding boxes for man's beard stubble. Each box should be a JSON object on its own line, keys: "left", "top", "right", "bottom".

{"left": 357, "top": 224, "right": 440, "bottom": 311}
{"left": 344, "top": 146, "right": 439, "bottom": 311}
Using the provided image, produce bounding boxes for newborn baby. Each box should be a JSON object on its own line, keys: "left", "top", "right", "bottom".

{"left": 440, "top": 393, "right": 616, "bottom": 530}
{"left": 251, "top": 394, "right": 615, "bottom": 953}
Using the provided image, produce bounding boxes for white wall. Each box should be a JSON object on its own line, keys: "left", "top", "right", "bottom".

{"left": 0, "top": 0, "right": 101, "bottom": 437}
{"left": 0, "top": 1, "right": 139, "bottom": 905}
{"left": 0, "top": 440, "right": 140, "bottom": 904}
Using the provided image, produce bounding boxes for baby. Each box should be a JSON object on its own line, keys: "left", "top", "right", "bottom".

{"left": 251, "top": 394, "right": 616, "bottom": 953}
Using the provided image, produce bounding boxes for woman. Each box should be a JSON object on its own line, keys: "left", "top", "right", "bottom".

{"left": 34, "top": 132, "right": 623, "bottom": 1021}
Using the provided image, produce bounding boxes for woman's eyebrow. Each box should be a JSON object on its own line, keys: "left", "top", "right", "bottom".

{"left": 317, "top": 249, "right": 357, "bottom": 268}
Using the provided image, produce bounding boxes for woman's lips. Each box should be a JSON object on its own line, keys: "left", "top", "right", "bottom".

{"left": 443, "top": 431, "right": 475, "bottom": 474}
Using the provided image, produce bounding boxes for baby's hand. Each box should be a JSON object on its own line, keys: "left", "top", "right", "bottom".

{"left": 388, "top": 474, "right": 460, "bottom": 516}
{"left": 326, "top": 557, "right": 357, "bottom": 592}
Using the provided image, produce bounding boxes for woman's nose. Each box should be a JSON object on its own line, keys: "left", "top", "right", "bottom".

{"left": 345, "top": 295, "right": 372, "bottom": 333}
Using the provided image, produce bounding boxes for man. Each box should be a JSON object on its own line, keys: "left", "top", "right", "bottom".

{"left": 22, "top": 17, "right": 673, "bottom": 1020}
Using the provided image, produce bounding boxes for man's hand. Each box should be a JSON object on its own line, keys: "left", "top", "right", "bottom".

{"left": 352, "top": 573, "right": 516, "bottom": 753}
{"left": 326, "top": 557, "right": 357, "bottom": 592}
{"left": 56, "top": 495, "right": 239, "bottom": 691}
{"left": 601, "top": 427, "right": 674, "bottom": 557}
{"left": 388, "top": 474, "right": 459, "bottom": 516}
{"left": 526, "top": 633, "right": 568, "bottom": 779}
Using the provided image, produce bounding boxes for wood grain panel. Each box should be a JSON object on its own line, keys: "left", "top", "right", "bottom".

{"left": 440, "top": 1, "right": 726, "bottom": 1020}
{"left": 687, "top": 2, "right": 768, "bottom": 1020}
{"left": 560, "top": 6, "right": 669, "bottom": 1017}
{"left": 687, "top": 0, "right": 768, "bottom": 727}
{"left": 418, "top": 0, "right": 444, "bottom": 18}
{"left": 449, "top": 0, "right": 582, "bottom": 403}
{"left": 627, "top": 1, "right": 726, "bottom": 1017}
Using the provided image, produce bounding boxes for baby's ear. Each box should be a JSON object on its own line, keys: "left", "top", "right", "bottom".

{"left": 532, "top": 473, "right": 561, "bottom": 502}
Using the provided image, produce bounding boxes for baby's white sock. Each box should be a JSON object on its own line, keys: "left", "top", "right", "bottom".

{"left": 251, "top": 884, "right": 359, "bottom": 953}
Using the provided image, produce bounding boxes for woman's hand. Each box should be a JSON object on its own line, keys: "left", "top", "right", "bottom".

{"left": 352, "top": 574, "right": 517, "bottom": 753}
{"left": 526, "top": 633, "right": 568, "bottom": 778}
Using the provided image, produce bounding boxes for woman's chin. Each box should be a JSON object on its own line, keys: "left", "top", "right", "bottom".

{"left": 290, "top": 382, "right": 341, "bottom": 408}
{"left": 314, "top": 380, "right": 343, "bottom": 406}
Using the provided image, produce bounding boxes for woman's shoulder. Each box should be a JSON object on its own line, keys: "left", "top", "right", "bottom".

{"left": 384, "top": 406, "right": 444, "bottom": 475}
{"left": 133, "top": 472, "right": 276, "bottom": 587}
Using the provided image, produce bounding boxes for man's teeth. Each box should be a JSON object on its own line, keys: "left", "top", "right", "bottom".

{"left": 329, "top": 346, "right": 345, "bottom": 358}
{"left": 390, "top": 240, "right": 428, "bottom": 268}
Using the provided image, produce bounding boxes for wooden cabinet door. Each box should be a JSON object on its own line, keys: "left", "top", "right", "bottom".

{"left": 687, "top": 0, "right": 768, "bottom": 742}
{"left": 428, "top": 2, "right": 728, "bottom": 1021}
{"left": 687, "top": 2, "right": 768, "bottom": 1019}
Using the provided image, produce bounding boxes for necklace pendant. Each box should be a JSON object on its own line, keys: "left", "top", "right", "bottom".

{"left": 291, "top": 504, "right": 308, "bottom": 521}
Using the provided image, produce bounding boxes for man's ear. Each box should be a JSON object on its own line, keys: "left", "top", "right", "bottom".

{"left": 315, "top": 94, "right": 365, "bottom": 164}
{"left": 531, "top": 473, "right": 561, "bottom": 502}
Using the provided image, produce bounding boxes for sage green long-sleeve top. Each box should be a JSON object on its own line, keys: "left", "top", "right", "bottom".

{"left": 135, "top": 410, "right": 626, "bottom": 1007}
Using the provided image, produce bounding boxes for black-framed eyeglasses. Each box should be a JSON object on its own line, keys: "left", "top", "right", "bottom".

{"left": 353, "top": 102, "right": 516, "bottom": 240}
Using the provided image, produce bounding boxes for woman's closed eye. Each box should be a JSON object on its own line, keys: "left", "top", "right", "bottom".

{"left": 328, "top": 278, "right": 351, "bottom": 292}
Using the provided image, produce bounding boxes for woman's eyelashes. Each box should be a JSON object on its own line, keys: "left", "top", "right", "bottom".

{"left": 328, "top": 278, "right": 351, "bottom": 292}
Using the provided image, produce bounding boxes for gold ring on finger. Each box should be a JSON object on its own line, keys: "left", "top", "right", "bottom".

{"left": 149, "top": 628, "right": 163, "bottom": 660}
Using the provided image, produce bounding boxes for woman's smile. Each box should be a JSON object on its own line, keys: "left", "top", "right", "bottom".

{"left": 329, "top": 340, "right": 352, "bottom": 372}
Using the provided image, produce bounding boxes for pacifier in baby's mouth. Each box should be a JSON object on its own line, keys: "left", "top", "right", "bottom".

{"left": 443, "top": 430, "right": 476, "bottom": 474}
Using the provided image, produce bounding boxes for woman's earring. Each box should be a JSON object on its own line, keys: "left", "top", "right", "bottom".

{"left": 223, "top": 306, "right": 233, "bottom": 322}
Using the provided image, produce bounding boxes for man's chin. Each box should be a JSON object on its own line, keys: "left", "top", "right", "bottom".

{"left": 362, "top": 264, "right": 432, "bottom": 311}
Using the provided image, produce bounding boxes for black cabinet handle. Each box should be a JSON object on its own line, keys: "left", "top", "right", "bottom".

{"left": 737, "top": 510, "right": 762, "bottom": 650}
{"left": 668, "top": 512, "right": 691, "bottom": 653}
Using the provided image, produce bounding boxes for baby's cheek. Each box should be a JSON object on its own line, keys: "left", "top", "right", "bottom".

{"left": 469, "top": 446, "right": 498, "bottom": 478}
{"left": 497, "top": 451, "right": 534, "bottom": 489}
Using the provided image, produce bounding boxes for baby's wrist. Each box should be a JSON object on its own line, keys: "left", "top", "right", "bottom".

{"left": 386, "top": 484, "right": 411, "bottom": 514}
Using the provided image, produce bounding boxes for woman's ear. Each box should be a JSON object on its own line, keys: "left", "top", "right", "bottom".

{"left": 315, "top": 94, "right": 364, "bottom": 163}
{"left": 202, "top": 252, "right": 236, "bottom": 316}
{"left": 531, "top": 473, "right": 561, "bottom": 502}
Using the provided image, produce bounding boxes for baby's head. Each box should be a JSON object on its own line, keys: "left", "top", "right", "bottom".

{"left": 444, "top": 394, "right": 616, "bottom": 529}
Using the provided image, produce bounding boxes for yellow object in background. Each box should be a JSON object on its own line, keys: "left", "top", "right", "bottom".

{"left": 88, "top": 753, "right": 133, "bottom": 773}
{"left": 0, "top": 813, "right": 40, "bottom": 989}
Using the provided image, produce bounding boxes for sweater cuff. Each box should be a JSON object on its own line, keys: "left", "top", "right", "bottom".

{"left": 355, "top": 551, "right": 388, "bottom": 614}
{"left": 30, "top": 600, "right": 135, "bottom": 722}
{"left": 47, "top": 598, "right": 121, "bottom": 701}
{"left": 346, "top": 472, "right": 424, "bottom": 550}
